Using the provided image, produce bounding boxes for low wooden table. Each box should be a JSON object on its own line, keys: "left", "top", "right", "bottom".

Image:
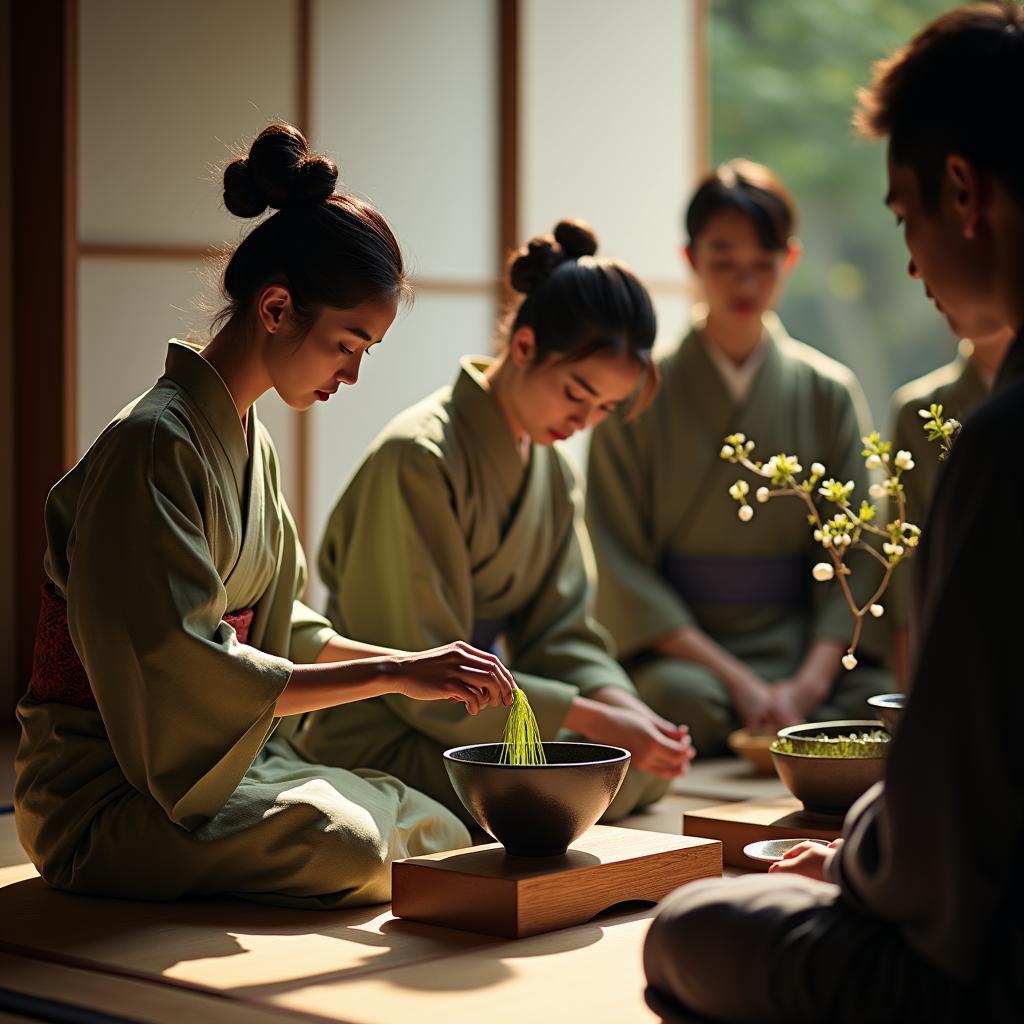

{"left": 392, "top": 824, "right": 722, "bottom": 938}
{"left": 684, "top": 797, "right": 842, "bottom": 871}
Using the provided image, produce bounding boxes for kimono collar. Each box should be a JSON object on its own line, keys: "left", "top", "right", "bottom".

{"left": 164, "top": 340, "right": 252, "bottom": 493}
{"left": 672, "top": 309, "right": 786, "bottom": 401}
{"left": 451, "top": 356, "right": 531, "bottom": 492}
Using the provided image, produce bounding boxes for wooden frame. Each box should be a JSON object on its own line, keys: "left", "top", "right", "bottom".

{"left": 10, "top": 0, "right": 77, "bottom": 708}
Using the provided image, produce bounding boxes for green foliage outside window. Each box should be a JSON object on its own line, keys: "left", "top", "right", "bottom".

{"left": 709, "top": 0, "right": 956, "bottom": 422}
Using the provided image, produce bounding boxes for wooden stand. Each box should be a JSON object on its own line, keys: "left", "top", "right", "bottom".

{"left": 392, "top": 825, "right": 722, "bottom": 938}
{"left": 684, "top": 797, "right": 842, "bottom": 871}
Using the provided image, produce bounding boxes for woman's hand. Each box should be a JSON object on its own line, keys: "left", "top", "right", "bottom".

{"left": 768, "top": 838, "right": 843, "bottom": 882}
{"left": 588, "top": 685, "right": 694, "bottom": 746}
{"left": 387, "top": 641, "right": 517, "bottom": 715}
{"left": 758, "top": 680, "right": 809, "bottom": 728}
{"left": 729, "top": 672, "right": 777, "bottom": 729}
{"left": 568, "top": 698, "right": 694, "bottom": 778}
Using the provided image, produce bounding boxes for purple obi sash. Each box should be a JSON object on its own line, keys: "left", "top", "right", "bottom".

{"left": 661, "top": 554, "right": 809, "bottom": 608}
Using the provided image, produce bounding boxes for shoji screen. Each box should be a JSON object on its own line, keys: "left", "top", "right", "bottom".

{"left": 77, "top": 0, "right": 301, "bottom": 500}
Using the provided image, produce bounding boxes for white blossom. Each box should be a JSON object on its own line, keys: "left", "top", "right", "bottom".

{"left": 870, "top": 604, "right": 885, "bottom": 618}
{"left": 813, "top": 529, "right": 823, "bottom": 542}
{"left": 729, "top": 480, "right": 750, "bottom": 500}
{"left": 756, "top": 486, "right": 770, "bottom": 504}
{"left": 812, "top": 562, "right": 835, "bottom": 582}
{"left": 842, "top": 653, "right": 858, "bottom": 671}
{"left": 738, "top": 504, "right": 754, "bottom": 522}
{"left": 894, "top": 450, "right": 915, "bottom": 470}
{"left": 869, "top": 483, "right": 886, "bottom": 499}
{"left": 811, "top": 462, "right": 826, "bottom": 477}
{"left": 865, "top": 454, "right": 882, "bottom": 469}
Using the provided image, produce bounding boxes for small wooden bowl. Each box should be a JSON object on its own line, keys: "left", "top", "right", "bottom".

{"left": 727, "top": 728, "right": 778, "bottom": 776}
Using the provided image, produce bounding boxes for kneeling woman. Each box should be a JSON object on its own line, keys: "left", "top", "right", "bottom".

{"left": 15, "top": 124, "right": 514, "bottom": 908}
{"left": 586, "top": 161, "right": 891, "bottom": 755}
{"left": 298, "top": 221, "right": 694, "bottom": 822}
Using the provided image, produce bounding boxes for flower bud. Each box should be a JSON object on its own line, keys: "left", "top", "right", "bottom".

{"left": 812, "top": 562, "right": 834, "bottom": 582}
{"left": 918, "top": 408, "right": 931, "bottom": 419}
{"left": 869, "top": 483, "right": 885, "bottom": 499}
{"left": 842, "top": 653, "right": 858, "bottom": 671}
{"left": 865, "top": 454, "right": 882, "bottom": 469}
{"left": 811, "top": 462, "right": 826, "bottom": 477}
{"left": 870, "top": 604, "right": 884, "bottom": 618}
{"left": 756, "top": 487, "right": 770, "bottom": 504}
{"left": 738, "top": 504, "right": 754, "bottom": 522}
{"left": 720, "top": 445, "right": 735, "bottom": 459}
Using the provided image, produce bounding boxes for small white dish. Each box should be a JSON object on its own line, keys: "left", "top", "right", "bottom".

{"left": 742, "top": 837, "right": 832, "bottom": 863}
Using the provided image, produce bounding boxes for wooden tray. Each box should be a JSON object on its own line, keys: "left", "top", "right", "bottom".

{"left": 683, "top": 797, "right": 842, "bottom": 871}
{"left": 392, "top": 824, "right": 722, "bottom": 939}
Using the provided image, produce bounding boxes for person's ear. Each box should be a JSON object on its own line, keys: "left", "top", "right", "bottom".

{"left": 509, "top": 326, "right": 536, "bottom": 367}
{"left": 783, "top": 237, "right": 802, "bottom": 273}
{"left": 257, "top": 285, "right": 291, "bottom": 334}
{"left": 683, "top": 245, "right": 697, "bottom": 273}
{"left": 945, "top": 153, "right": 986, "bottom": 240}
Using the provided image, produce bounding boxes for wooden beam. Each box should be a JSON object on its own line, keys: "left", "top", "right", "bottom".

{"left": 11, "top": 0, "right": 77, "bottom": 709}
{"left": 693, "top": 0, "right": 710, "bottom": 177}
{"left": 294, "top": 0, "right": 313, "bottom": 547}
{"left": 498, "top": 0, "right": 520, "bottom": 274}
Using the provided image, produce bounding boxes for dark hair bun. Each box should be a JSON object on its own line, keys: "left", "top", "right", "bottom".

{"left": 508, "top": 218, "right": 600, "bottom": 294}
{"left": 223, "top": 123, "right": 339, "bottom": 218}
{"left": 553, "top": 219, "right": 598, "bottom": 259}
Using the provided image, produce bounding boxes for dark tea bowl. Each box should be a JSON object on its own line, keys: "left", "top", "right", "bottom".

{"left": 442, "top": 742, "right": 630, "bottom": 857}
{"left": 867, "top": 693, "right": 905, "bottom": 734}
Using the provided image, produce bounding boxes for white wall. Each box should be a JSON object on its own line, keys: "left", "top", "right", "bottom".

{"left": 76, "top": 0, "right": 299, "bottom": 497}
{"left": 521, "top": 0, "right": 699, "bottom": 466}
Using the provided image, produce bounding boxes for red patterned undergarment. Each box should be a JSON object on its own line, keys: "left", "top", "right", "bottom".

{"left": 29, "top": 584, "right": 254, "bottom": 709}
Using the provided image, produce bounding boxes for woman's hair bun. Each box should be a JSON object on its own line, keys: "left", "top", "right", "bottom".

{"left": 223, "top": 123, "right": 339, "bottom": 218}
{"left": 553, "top": 218, "right": 598, "bottom": 259}
{"left": 508, "top": 218, "right": 600, "bottom": 294}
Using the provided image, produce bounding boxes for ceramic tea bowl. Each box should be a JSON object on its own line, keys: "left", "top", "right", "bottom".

{"left": 867, "top": 693, "right": 905, "bottom": 734}
{"left": 443, "top": 742, "right": 630, "bottom": 857}
{"left": 770, "top": 721, "right": 889, "bottom": 818}
{"left": 727, "top": 728, "right": 778, "bottom": 776}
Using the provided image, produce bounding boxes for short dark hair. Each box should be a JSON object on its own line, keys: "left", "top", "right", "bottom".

{"left": 684, "top": 159, "right": 797, "bottom": 252}
{"left": 504, "top": 220, "right": 659, "bottom": 419}
{"left": 216, "top": 123, "right": 409, "bottom": 334}
{"left": 854, "top": 2, "right": 1024, "bottom": 209}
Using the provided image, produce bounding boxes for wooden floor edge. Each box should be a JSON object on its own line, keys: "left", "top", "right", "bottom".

{"left": 0, "top": 943, "right": 346, "bottom": 1024}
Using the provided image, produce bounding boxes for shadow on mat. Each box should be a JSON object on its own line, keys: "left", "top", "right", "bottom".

{"left": 0, "top": 875, "right": 632, "bottom": 998}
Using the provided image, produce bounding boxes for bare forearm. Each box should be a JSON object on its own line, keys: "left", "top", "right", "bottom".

{"left": 315, "top": 633, "right": 406, "bottom": 664}
{"left": 793, "top": 639, "right": 845, "bottom": 702}
{"left": 275, "top": 658, "right": 396, "bottom": 717}
{"left": 655, "top": 625, "right": 752, "bottom": 696}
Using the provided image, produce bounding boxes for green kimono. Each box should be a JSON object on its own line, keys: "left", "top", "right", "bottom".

{"left": 887, "top": 351, "right": 988, "bottom": 629}
{"left": 296, "top": 358, "right": 668, "bottom": 824}
{"left": 586, "top": 316, "right": 891, "bottom": 753}
{"left": 15, "top": 341, "right": 467, "bottom": 907}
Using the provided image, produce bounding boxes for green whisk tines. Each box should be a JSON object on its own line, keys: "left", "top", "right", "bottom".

{"left": 499, "top": 688, "right": 547, "bottom": 765}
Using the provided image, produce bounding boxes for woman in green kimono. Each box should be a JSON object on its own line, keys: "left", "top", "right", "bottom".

{"left": 586, "top": 160, "right": 891, "bottom": 755}
{"left": 15, "top": 124, "right": 515, "bottom": 908}
{"left": 298, "top": 220, "right": 695, "bottom": 823}
{"left": 887, "top": 324, "right": 1014, "bottom": 686}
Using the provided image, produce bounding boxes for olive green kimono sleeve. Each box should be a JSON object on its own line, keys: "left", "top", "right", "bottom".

{"left": 64, "top": 415, "right": 292, "bottom": 830}
{"left": 263, "top": 431, "right": 337, "bottom": 665}
{"left": 810, "top": 376, "right": 883, "bottom": 644}
{"left": 507, "top": 459, "right": 636, "bottom": 700}
{"left": 886, "top": 398, "right": 933, "bottom": 630}
{"left": 586, "top": 410, "right": 695, "bottom": 660}
{"left": 320, "top": 440, "right": 577, "bottom": 741}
